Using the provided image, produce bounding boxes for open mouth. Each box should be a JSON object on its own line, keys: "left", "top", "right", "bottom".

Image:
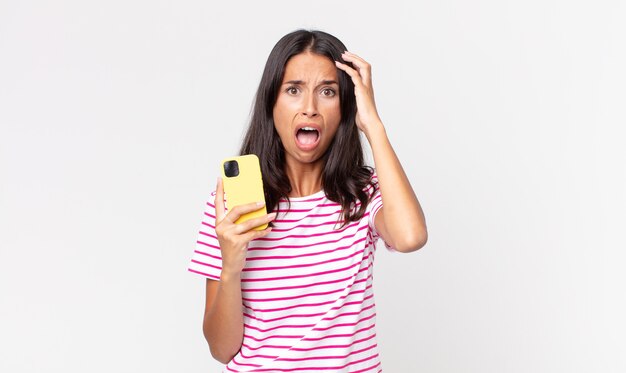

{"left": 295, "top": 127, "right": 320, "bottom": 146}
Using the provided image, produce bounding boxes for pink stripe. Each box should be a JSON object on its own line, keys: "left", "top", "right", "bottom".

{"left": 198, "top": 231, "right": 218, "bottom": 240}
{"left": 244, "top": 299, "right": 338, "bottom": 313}
{"left": 319, "top": 302, "right": 376, "bottom": 322}
{"left": 247, "top": 234, "right": 367, "bottom": 252}
{"left": 242, "top": 342, "right": 291, "bottom": 351}
{"left": 255, "top": 221, "right": 362, "bottom": 241}
{"left": 187, "top": 268, "right": 219, "bottom": 281}
{"left": 372, "top": 203, "right": 383, "bottom": 216}
{"left": 249, "top": 229, "right": 366, "bottom": 254}
{"left": 371, "top": 203, "right": 382, "bottom": 213}
{"left": 233, "top": 327, "right": 378, "bottom": 358}
{"left": 273, "top": 202, "right": 361, "bottom": 213}
{"left": 239, "top": 332, "right": 377, "bottom": 357}
{"left": 275, "top": 343, "right": 378, "bottom": 362}
{"left": 193, "top": 250, "right": 221, "bottom": 261}
{"left": 243, "top": 247, "right": 365, "bottom": 272}
{"left": 270, "top": 212, "right": 369, "bottom": 233}
{"left": 241, "top": 270, "right": 362, "bottom": 292}
{"left": 278, "top": 195, "right": 326, "bottom": 203}
{"left": 240, "top": 256, "right": 368, "bottom": 283}
{"left": 351, "top": 361, "right": 382, "bottom": 373}
{"left": 243, "top": 282, "right": 373, "bottom": 313}
{"left": 302, "top": 324, "right": 376, "bottom": 342}
{"left": 190, "top": 259, "right": 222, "bottom": 271}
{"left": 242, "top": 278, "right": 367, "bottom": 303}
{"left": 230, "top": 352, "right": 379, "bottom": 372}
{"left": 238, "top": 350, "right": 277, "bottom": 359}
{"left": 243, "top": 287, "right": 345, "bottom": 303}
{"left": 196, "top": 240, "right": 220, "bottom": 250}
{"left": 245, "top": 301, "right": 375, "bottom": 334}
{"left": 245, "top": 322, "right": 315, "bottom": 333}
{"left": 291, "top": 333, "right": 376, "bottom": 352}
{"left": 200, "top": 221, "right": 215, "bottom": 229}
{"left": 228, "top": 356, "right": 262, "bottom": 369}
{"left": 312, "top": 313, "right": 377, "bottom": 333}
{"left": 247, "top": 234, "right": 367, "bottom": 261}
{"left": 274, "top": 210, "right": 343, "bottom": 223}
{"left": 270, "top": 220, "right": 346, "bottom": 232}
{"left": 371, "top": 197, "right": 383, "bottom": 209}
{"left": 244, "top": 310, "right": 324, "bottom": 324}
{"left": 274, "top": 208, "right": 317, "bottom": 213}
{"left": 242, "top": 246, "right": 365, "bottom": 272}
{"left": 243, "top": 292, "right": 374, "bottom": 324}
{"left": 242, "top": 333, "right": 303, "bottom": 342}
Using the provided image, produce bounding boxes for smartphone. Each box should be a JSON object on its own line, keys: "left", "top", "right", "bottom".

{"left": 220, "top": 154, "right": 268, "bottom": 230}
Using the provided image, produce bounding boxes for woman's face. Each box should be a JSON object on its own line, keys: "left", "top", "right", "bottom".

{"left": 273, "top": 52, "right": 341, "bottom": 166}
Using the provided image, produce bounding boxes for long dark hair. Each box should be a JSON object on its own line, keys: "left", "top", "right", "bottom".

{"left": 239, "top": 29, "right": 375, "bottom": 228}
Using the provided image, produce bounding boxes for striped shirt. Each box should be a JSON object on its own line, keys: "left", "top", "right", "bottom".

{"left": 188, "top": 172, "right": 396, "bottom": 372}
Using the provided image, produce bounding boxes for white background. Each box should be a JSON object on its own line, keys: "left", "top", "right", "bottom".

{"left": 1, "top": 0, "right": 625, "bottom": 372}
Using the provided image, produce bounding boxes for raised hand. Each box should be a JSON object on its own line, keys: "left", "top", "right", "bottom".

{"left": 335, "top": 51, "right": 382, "bottom": 135}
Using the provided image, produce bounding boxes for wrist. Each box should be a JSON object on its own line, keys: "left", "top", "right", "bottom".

{"left": 220, "top": 269, "right": 242, "bottom": 283}
{"left": 363, "top": 120, "right": 386, "bottom": 143}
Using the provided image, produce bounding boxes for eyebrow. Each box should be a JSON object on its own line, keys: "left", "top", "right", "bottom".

{"left": 283, "top": 79, "right": 339, "bottom": 86}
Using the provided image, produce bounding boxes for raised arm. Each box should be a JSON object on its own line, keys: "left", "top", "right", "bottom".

{"left": 335, "top": 51, "right": 427, "bottom": 252}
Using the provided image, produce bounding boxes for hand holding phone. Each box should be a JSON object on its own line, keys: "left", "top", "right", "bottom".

{"left": 214, "top": 178, "right": 275, "bottom": 276}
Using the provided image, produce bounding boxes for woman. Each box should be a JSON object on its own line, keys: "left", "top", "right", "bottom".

{"left": 188, "top": 29, "right": 427, "bottom": 372}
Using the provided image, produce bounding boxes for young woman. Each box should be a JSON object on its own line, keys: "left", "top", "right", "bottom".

{"left": 188, "top": 29, "right": 427, "bottom": 372}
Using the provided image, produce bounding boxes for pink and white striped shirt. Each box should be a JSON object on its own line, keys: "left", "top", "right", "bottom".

{"left": 188, "top": 172, "right": 395, "bottom": 372}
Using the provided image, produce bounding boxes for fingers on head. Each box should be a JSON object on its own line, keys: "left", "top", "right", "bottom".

{"left": 337, "top": 63, "right": 356, "bottom": 77}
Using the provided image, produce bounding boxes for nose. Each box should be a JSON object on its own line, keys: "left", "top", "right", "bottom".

{"left": 301, "top": 91, "right": 318, "bottom": 117}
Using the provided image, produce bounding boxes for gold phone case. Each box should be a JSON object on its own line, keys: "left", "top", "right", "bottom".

{"left": 220, "top": 154, "right": 268, "bottom": 230}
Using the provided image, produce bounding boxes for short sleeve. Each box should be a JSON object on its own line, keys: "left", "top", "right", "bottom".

{"left": 366, "top": 171, "right": 397, "bottom": 252}
{"left": 187, "top": 191, "right": 223, "bottom": 280}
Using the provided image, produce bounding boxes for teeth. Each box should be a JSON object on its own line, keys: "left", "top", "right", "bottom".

{"left": 302, "top": 127, "right": 316, "bottom": 131}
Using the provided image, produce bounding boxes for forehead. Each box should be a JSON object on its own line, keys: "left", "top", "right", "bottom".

{"left": 282, "top": 52, "right": 338, "bottom": 82}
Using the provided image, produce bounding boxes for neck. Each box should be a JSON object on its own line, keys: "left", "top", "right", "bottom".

{"left": 284, "top": 157, "right": 324, "bottom": 198}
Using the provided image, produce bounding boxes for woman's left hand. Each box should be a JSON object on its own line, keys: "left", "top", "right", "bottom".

{"left": 335, "top": 51, "right": 382, "bottom": 135}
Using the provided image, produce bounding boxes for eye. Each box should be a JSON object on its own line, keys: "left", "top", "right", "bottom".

{"left": 286, "top": 86, "right": 299, "bottom": 95}
{"left": 321, "top": 88, "right": 336, "bottom": 97}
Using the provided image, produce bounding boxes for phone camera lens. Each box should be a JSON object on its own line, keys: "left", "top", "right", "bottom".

{"left": 224, "top": 160, "right": 239, "bottom": 177}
